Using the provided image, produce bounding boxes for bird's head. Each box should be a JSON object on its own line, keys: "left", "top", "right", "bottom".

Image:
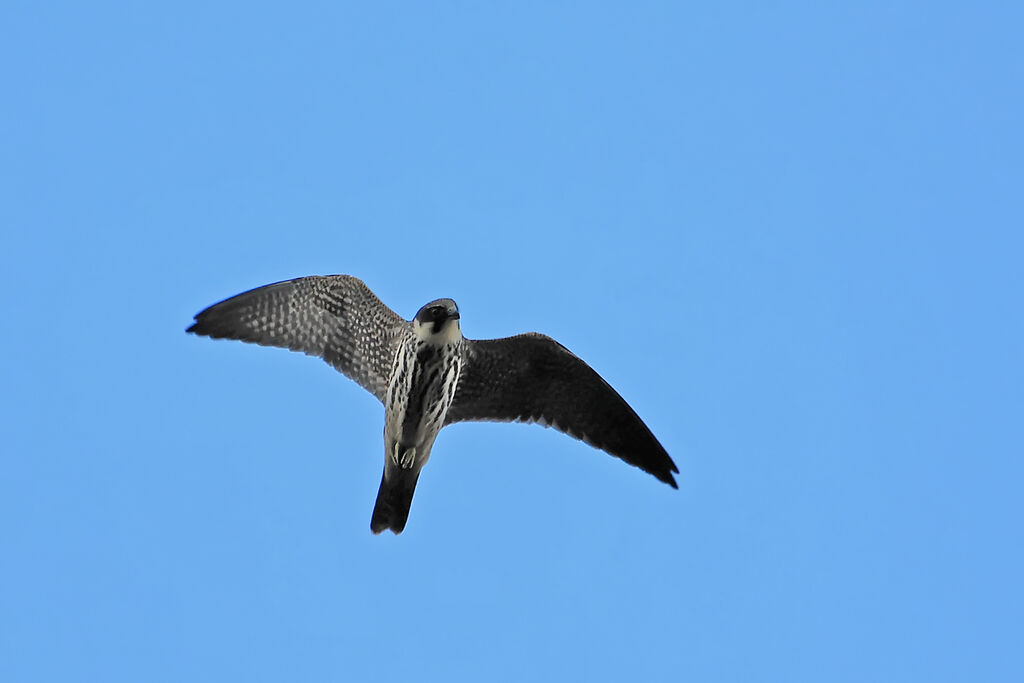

{"left": 413, "top": 298, "right": 462, "bottom": 342}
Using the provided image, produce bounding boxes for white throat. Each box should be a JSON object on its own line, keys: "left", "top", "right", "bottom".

{"left": 413, "top": 319, "right": 463, "bottom": 345}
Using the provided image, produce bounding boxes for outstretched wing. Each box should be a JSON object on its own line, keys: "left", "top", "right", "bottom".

{"left": 187, "top": 275, "right": 407, "bottom": 402}
{"left": 445, "top": 333, "right": 678, "bottom": 487}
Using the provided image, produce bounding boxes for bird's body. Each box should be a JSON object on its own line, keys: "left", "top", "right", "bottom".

{"left": 188, "top": 275, "right": 677, "bottom": 534}
{"left": 375, "top": 300, "right": 464, "bottom": 532}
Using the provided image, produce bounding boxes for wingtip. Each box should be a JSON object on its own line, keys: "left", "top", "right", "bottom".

{"left": 659, "top": 451, "right": 680, "bottom": 487}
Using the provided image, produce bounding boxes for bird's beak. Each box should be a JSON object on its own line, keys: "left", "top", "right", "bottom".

{"left": 448, "top": 310, "right": 460, "bottom": 320}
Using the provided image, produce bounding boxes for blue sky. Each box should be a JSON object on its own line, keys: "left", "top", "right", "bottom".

{"left": 2, "top": 2, "right": 1022, "bottom": 681}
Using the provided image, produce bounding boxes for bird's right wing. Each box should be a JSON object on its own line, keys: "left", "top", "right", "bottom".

{"left": 187, "top": 275, "right": 407, "bottom": 402}
{"left": 445, "top": 333, "right": 678, "bottom": 487}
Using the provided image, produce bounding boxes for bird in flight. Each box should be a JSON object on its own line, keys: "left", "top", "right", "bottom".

{"left": 187, "top": 275, "right": 677, "bottom": 534}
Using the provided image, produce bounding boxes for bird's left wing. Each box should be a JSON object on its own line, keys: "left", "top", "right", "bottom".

{"left": 444, "top": 333, "right": 678, "bottom": 487}
{"left": 187, "top": 275, "right": 407, "bottom": 402}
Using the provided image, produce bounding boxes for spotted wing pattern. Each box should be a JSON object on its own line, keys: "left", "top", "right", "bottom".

{"left": 445, "top": 333, "right": 678, "bottom": 487}
{"left": 187, "top": 275, "right": 407, "bottom": 402}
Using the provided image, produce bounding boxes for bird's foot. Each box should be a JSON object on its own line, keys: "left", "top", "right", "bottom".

{"left": 399, "top": 446, "right": 417, "bottom": 469}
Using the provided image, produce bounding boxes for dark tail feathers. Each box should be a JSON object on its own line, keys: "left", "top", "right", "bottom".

{"left": 370, "top": 466, "right": 421, "bottom": 535}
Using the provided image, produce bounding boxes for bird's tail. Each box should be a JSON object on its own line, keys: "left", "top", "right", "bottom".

{"left": 370, "top": 465, "right": 421, "bottom": 535}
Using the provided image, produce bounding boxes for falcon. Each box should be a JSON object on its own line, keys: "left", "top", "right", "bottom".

{"left": 187, "top": 275, "right": 677, "bottom": 534}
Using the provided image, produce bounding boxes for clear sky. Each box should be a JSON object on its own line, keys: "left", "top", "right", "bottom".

{"left": 2, "top": 2, "right": 1022, "bottom": 681}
